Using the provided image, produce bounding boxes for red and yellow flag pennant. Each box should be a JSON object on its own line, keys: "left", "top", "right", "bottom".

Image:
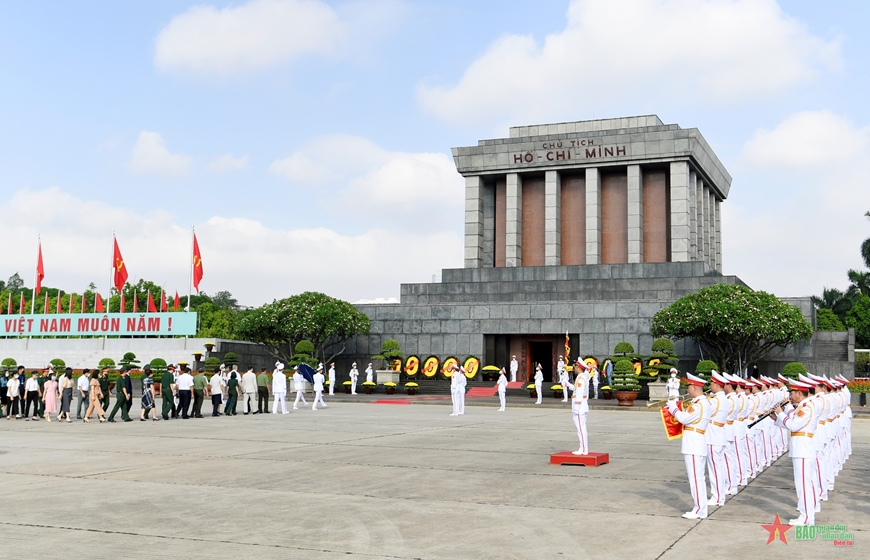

{"left": 192, "top": 233, "right": 204, "bottom": 292}
{"left": 113, "top": 238, "right": 128, "bottom": 293}
{"left": 564, "top": 331, "right": 571, "bottom": 363}
{"left": 660, "top": 401, "right": 684, "bottom": 440}
{"left": 35, "top": 241, "right": 45, "bottom": 297}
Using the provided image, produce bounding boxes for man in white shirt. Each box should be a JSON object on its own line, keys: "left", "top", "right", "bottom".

{"left": 349, "top": 363, "right": 359, "bottom": 395}
{"left": 510, "top": 355, "right": 518, "bottom": 383}
{"left": 272, "top": 363, "right": 287, "bottom": 414}
{"left": 312, "top": 367, "right": 326, "bottom": 410}
{"left": 24, "top": 371, "right": 42, "bottom": 420}
{"left": 209, "top": 370, "right": 225, "bottom": 417}
{"left": 534, "top": 364, "right": 544, "bottom": 405}
{"left": 292, "top": 367, "right": 308, "bottom": 410}
{"left": 76, "top": 370, "right": 90, "bottom": 419}
{"left": 328, "top": 363, "right": 336, "bottom": 396}
{"left": 175, "top": 368, "right": 195, "bottom": 419}
{"left": 241, "top": 366, "right": 258, "bottom": 414}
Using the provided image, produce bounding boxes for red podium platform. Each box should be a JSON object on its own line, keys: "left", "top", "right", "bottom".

{"left": 550, "top": 451, "right": 609, "bottom": 467}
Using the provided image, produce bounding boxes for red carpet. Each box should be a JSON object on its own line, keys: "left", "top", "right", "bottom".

{"left": 466, "top": 386, "right": 498, "bottom": 398}
{"left": 506, "top": 382, "right": 524, "bottom": 389}
{"left": 373, "top": 399, "right": 411, "bottom": 405}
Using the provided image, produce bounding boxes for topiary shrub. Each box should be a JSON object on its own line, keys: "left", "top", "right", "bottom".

{"left": 372, "top": 339, "right": 403, "bottom": 370}
{"left": 782, "top": 362, "right": 807, "bottom": 380}
{"left": 614, "top": 342, "right": 635, "bottom": 355}
{"left": 149, "top": 358, "right": 168, "bottom": 375}
{"left": 119, "top": 352, "right": 140, "bottom": 371}
{"left": 222, "top": 352, "right": 239, "bottom": 367}
{"left": 99, "top": 357, "right": 116, "bottom": 371}
{"left": 1, "top": 358, "right": 16, "bottom": 370}
{"left": 695, "top": 360, "right": 718, "bottom": 375}
{"left": 204, "top": 357, "right": 221, "bottom": 373}
{"left": 288, "top": 340, "right": 318, "bottom": 368}
{"left": 611, "top": 359, "right": 641, "bottom": 391}
{"left": 50, "top": 358, "right": 65, "bottom": 369}
{"left": 651, "top": 338, "right": 675, "bottom": 353}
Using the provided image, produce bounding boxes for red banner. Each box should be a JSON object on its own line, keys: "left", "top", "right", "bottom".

{"left": 660, "top": 401, "right": 684, "bottom": 440}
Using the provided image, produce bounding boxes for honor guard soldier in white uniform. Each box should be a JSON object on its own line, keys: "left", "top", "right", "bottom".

{"left": 558, "top": 358, "right": 570, "bottom": 402}
{"left": 510, "top": 355, "right": 518, "bottom": 382}
{"left": 706, "top": 371, "right": 730, "bottom": 507}
{"left": 668, "top": 372, "right": 712, "bottom": 519}
{"left": 365, "top": 363, "right": 374, "bottom": 384}
{"left": 349, "top": 363, "right": 359, "bottom": 395}
{"left": 565, "top": 359, "right": 590, "bottom": 455}
{"left": 271, "top": 363, "right": 288, "bottom": 414}
{"left": 726, "top": 373, "right": 749, "bottom": 487}
{"left": 771, "top": 379, "right": 819, "bottom": 526}
{"left": 312, "top": 366, "right": 326, "bottom": 410}
{"left": 328, "top": 363, "right": 336, "bottom": 396}
{"left": 534, "top": 364, "right": 544, "bottom": 405}
{"left": 496, "top": 367, "right": 508, "bottom": 411}
{"left": 457, "top": 365, "right": 466, "bottom": 414}
{"left": 666, "top": 368, "right": 681, "bottom": 399}
{"left": 292, "top": 367, "right": 308, "bottom": 409}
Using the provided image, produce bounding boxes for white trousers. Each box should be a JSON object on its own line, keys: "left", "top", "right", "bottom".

{"left": 242, "top": 392, "right": 257, "bottom": 413}
{"left": 723, "top": 438, "right": 739, "bottom": 492}
{"left": 458, "top": 392, "right": 465, "bottom": 414}
{"left": 328, "top": 377, "right": 335, "bottom": 396}
{"left": 684, "top": 454, "right": 709, "bottom": 518}
{"left": 293, "top": 390, "right": 308, "bottom": 408}
{"left": 272, "top": 392, "right": 287, "bottom": 414}
{"left": 572, "top": 410, "right": 588, "bottom": 454}
{"left": 498, "top": 390, "right": 505, "bottom": 410}
{"left": 561, "top": 383, "right": 568, "bottom": 402}
{"left": 451, "top": 391, "right": 460, "bottom": 415}
{"left": 312, "top": 390, "right": 326, "bottom": 410}
{"left": 707, "top": 444, "right": 727, "bottom": 504}
{"left": 736, "top": 433, "right": 751, "bottom": 484}
{"left": 351, "top": 379, "right": 357, "bottom": 394}
{"left": 535, "top": 383, "right": 542, "bottom": 404}
{"left": 793, "top": 457, "right": 817, "bottom": 525}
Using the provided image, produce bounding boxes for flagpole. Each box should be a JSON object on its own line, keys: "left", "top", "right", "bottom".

{"left": 31, "top": 235, "right": 39, "bottom": 316}
{"left": 108, "top": 231, "right": 115, "bottom": 315}
{"left": 187, "top": 226, "right": 194, "bottom": 312}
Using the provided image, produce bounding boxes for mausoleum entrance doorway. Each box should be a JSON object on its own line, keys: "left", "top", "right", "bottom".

{"left": 527, "top": 340, "right": 553, "bottom": 383}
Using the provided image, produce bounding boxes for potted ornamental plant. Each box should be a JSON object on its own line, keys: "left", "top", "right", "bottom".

{"left": 599, "top": 385, "right": 613, "bottom": 400}
{"left": 611, "top": 359, "right": 641, "bottom": 406}
{"left": 405, "top": 382, "right": 419, "bottom": 395}
{"left": 362, "top": 381, "right": 377, "bottom": 394}
{"left": 526, "top": 383, "right": 537, "bottom": 398}
{"left": 482, "top": 365, "right": 500, "bottom": 382}
{"left": 384, "top": 382, "right": 397, "bottom": 395}
{"left": 551, "top": 384, "right": 563, "bottom": 398}
{"left": 343, "top": 380, "right": 352, "bottom": 394}
{"left": 782, "top": 362, "right": 806, "bottom": 380}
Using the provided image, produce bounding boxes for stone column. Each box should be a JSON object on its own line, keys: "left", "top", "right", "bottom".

{"left": 696, "top": 179, "right": 705, "bottom": 263}
{"left": 714, "top": 198, "right": 722, "bottom": 271}
{"left": 669, "top": 162, "right": 691, "bottom": 262}
{"left": 482, "top": 181, "right": 495, "bottom": 267}
{"left": 545, "top": 170, "right": 561, "bottom": 266}
{"left": 708, "top": 189, "right": 716, "bottom": 269}
{"left": 627, "top": 165, "right": 643, "bottom": 263}
{"left": 688, "top": 171, "right": 698, "bottom": 260}
{"left": 585, "top": 168, "right": 601, "bottom": 265}
{"left": 505, "top": 173, "right": 523, "bottom": 267}
{"left": 700, "top": 182, "right": 710, "bottom": 265}
{"left": 464, "top": 175, "right": 484, "bottom": 268}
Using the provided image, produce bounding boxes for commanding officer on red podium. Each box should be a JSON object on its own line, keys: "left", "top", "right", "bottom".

{"left": 565, "top": 359, "right": 590, "bottom": 456}
{"left": 668, "top": 372, "right": 712, "bottom": 519}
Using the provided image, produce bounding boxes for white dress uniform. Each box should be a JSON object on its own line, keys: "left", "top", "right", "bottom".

{"left": 349, "top": 364, "right": 359, "bottom": 395}
{"left": 271, "top": 365, "right": 287, "bottom": 414}
{"left": 328, "top": 365, "right": 336, "bottom": 396}
{"left": 773, "top": 380, "right": 819, "bottom": 526}
{"left": 534, "top": 365, "right": 543, "bottom": 405}
{"left": 450, "top": 367, "right": 461, "bottom": 416}
{"left": 365, "top": 364, "right": 374, "bottom": 384}
{"left": 666, "top": 373, "right": 681, "bottom": 398}
{"left": 705, "top": 380, "right": 729, "bottom": 506}
{"left": 312, "top": 371, "right": 326, "bottom": 410}
{"left": 558, "top": 367, "right": 570, "bottom": 402}
{"left": 727, "top": 374, "right": 749, "bottom": 487}
{"left": 668, "top": 372, "right": 712, "bottom": 520}
{"left": 496, "top": 370, "right": 508, "bottom": 411}
{"left": 457, "top": 369, "right": 466, "bottom": 414}
{"left": 565, "top": 362, "right": 590, "bottom": 455}
{"left": 509, "top": 357, "right": 518, "bottom": 383}
{"left": 292, "top": 370, "right": 308, "bottom": 409}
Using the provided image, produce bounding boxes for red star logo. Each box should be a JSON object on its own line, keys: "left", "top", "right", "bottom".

{"left": 761, "top": 513, "right": 793, "bottom": 545}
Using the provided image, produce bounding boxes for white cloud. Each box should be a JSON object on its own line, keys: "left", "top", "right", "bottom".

{"left": 741, "top": 110, "right": 869, "bottom": 169}
{"left": 129, "top": 131, "right": 193, "bottom": 177}
{"left": 419, "top": 0, "right": 842, "bottom": 128}
{"left": 207, "top": 153, "right": 250, "bottom": 172}
{"left": 724, "top": 111, "right": 870, "bottom": 298}
{"left": 155, "top": 0, "right": 345, "bottom": 75}
{"left": 0, "top": 187, "right": 461, "bottom": 306}
{"left": 270, "top": 134, "right": 464, "bottom": 229}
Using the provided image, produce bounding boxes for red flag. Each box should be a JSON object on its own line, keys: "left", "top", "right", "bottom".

{"left": 174, "top": 291, "right": 180, "bottom": 311}
{"left": 56, "top": 292, "right": 63, "bottom": 314}
{"left": 19, "top": 293, "right": 25, "bottom": 314}
{"left": 35, "top": 241, "right": 45, "bottom": 297}
{"left": 147, "top": 292, "right": 157, "bottom": 313}
{"left": 192, "top": 233, "right": 204, "bottom": 292}
{"left": 95, "top": 293, "right": 104, "bottom": 313}
{"left": 660, "top": 401, "right": 685, "bottom": 440}
{"left": 69, "top": 294, "right": 75, "bottom": 314}
{"left": 133, "top": 292, "right": 139, "bottom": 313}
{"left": 44, "top": 296, "right": 50, "bottom": 314}
{"left": 113, "top": 238, "right": 128, "bottom": 293}
{"left": 160, "top": 290, "right": 167, "bottom": 312}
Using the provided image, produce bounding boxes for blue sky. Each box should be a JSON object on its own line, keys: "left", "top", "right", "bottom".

{"left": 0, "top": 0, "right": 867, "bottom": 306}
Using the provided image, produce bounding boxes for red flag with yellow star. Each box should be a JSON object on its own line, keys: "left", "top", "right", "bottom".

{"left": 113, "top": 238, "right": 128, "bottom": 293}
{"left": 192, "top": 233, "right": 204, "bottom": 292}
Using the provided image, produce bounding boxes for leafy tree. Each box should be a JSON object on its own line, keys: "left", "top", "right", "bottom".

{"left": 812, "top": 287, "right": 854, "bottom": 325}
{"left": 6, "top": 273, "right": 23, "bottom": 291}
{"left": 816, "top": 308, "right": 846, "bottom": 331}
{"left": 211, "top": 290, "right": 240, "bottom": 310}
{"left": 373, "top": 339, "right": 403, "bottom": 369}
{"left": 195, "top": 302, "right": 242, "bottom": 339}
{"left": 651, "top": 284, "right": 813, "bottom": 371}
{"left": 237, "top": 291, "right": 371, "bottom": 366}
{"left": 845, "top": 294, "right": 870, "bottom": 348}
{"left": 847, "top": 269, "right": 870, "bottom": 299}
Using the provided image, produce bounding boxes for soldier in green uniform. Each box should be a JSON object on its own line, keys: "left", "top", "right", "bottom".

{"left": 108, "top": 368, "right": 132, "bottom": 422}
{"left": 192, "top": 369, "right": 208, "bottom": 418}
{"left": 99, "top": 368, "right": 110, "bottom": 411}
{"left": 161, "top": 364, "right": 176, "bottom": 420}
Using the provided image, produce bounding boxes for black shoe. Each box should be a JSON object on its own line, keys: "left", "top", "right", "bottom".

{"left": 195, "top": 414, "right": 203, "bottom": 418}
{"left": 123, "top": 418, "right": 132, "bottom": 422}
{"left": 243, "top": 412, "right": 249, "bottom": 415}
{"left": 140, "top": 418, "right": 146, "bottom": 422}
{"left": 76, "top": 416, "right": 81, "bottom": 420}
{"left": 162, "top": 414, "right": 169, "bottom": 420}
{"left": 108, "top": 419, "right": 116, "bottom": 423}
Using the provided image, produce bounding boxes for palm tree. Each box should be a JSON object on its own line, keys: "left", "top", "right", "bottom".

{"left": 812, "top": 287, "right": 853, "bottom": 324}
{"left": 847, "top": 269, "right": 870, "bottom": 299}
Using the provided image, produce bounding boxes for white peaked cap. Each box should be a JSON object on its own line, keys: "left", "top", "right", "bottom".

{"left": 275, "top": 362, "right": 284, "bottom": 370}
{"left": 710, "top": 370, "right": 729, "bottom": 385}
{"left": 685, "top": 372, "right": 706, "bottom": 386}
{"left": 798, "top": 373, "right": 818, "bottom": 385}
